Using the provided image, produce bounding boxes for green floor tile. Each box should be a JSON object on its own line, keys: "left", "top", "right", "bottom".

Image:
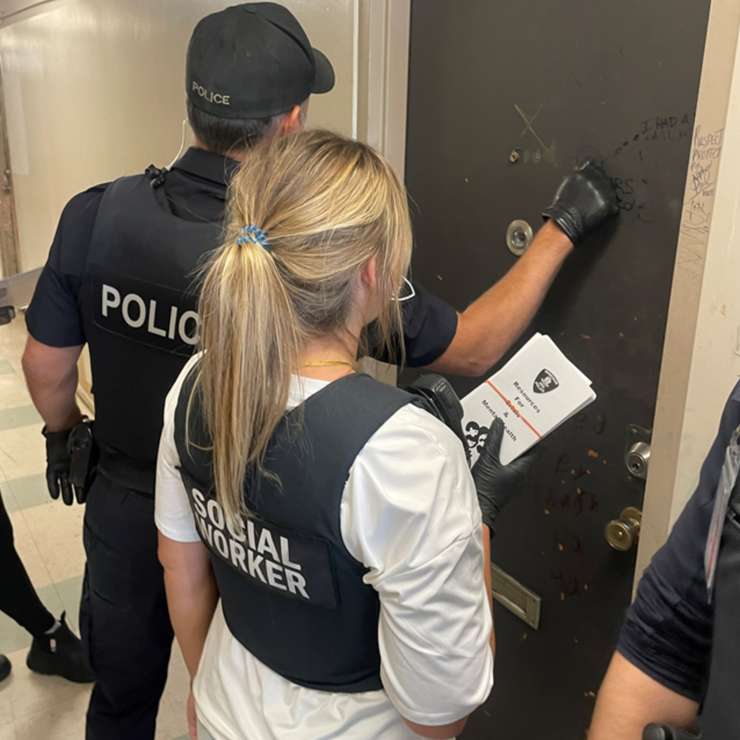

{"left": 1, "top": 474, "right": 47, "bottom": 513}
{"left": 0, "top": 405, "right": 41, "bottom": 432}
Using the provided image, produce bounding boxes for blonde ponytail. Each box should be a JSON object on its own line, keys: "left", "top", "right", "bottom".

{"left": 192, "top": 130, "right": 412, "bottom": 524}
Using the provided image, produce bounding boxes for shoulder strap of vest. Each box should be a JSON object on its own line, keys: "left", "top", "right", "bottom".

{"left": 83, "top": 169, "right": 160, "bottom": 273}
{"left": 299, "top": 372, "right": 413, "bottom": 423}
{"left": 174, "top": 365, "right": 417, "bottom": 486}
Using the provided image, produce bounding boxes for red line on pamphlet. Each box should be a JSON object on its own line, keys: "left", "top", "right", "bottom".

{"left": 485, "top": 380, "right": 543, "bottom": 439}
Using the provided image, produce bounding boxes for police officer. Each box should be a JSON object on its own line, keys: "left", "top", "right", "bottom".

{"left": 588, "top": 381, "right": 740, "bottom": 739}
{"left": 21, "top": 3, "right": 617, "bottom": 739}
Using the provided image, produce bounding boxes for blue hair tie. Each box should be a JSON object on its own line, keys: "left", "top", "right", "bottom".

{"left": 236, "top": 224, "right": 271, "bottom": 252}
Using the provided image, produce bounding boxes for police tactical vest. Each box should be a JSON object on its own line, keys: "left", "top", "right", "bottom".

{"left": 82, "top": 168, "right": 222, "bottom": 490}
{"left": 700, "top": 478, "right": 740, "bottom": 737}
{"left": 174, "top": 370, "right": 417, "bottom": 693}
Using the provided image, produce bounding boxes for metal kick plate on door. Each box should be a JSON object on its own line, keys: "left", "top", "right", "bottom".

{"left": 491, "top": 562, "right": 541, "bottom": 630}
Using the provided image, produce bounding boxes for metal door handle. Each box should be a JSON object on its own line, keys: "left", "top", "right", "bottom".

{"left": 2, "top": 168, "right": 11, "bottom": 193}
{"left": 606, "top": 506, "right": 642, "bottom": 551}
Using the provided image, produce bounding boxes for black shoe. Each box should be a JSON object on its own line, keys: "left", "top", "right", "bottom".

{"left": 0, "top": 654, "right": 10, "bottom": 682}
{"left": 26, "top": 612, "right": 95, "bottom": 683}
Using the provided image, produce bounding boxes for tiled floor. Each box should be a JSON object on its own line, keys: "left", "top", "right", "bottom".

{"left": 0, "top": 319, "right": 189, "bottom": 740}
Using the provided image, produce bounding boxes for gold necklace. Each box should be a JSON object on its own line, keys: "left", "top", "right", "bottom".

{"left": 301, "top": 360, "right": 355, "bottom": 369}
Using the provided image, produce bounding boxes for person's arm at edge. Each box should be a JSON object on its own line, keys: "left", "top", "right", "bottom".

{"left": 588, "top": 653, "right": 699, "bottom": 740}
{"left": 589, "top": 382, "right": 740, "bottom": 738}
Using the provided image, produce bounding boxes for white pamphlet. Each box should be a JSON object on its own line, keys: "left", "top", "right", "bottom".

{"left": 462, "top": 333, "right": 596, "bottom": 465}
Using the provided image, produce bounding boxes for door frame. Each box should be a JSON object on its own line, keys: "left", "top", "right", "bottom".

{"left": 372, "top": 0, "right": 740, "bottom": 587}
{"left": 355, "top": 0, "right": 410, "bottom": 384}
{"left": 356, "top": 0, "right": 411, "bottom": 178}
{"left": 636, "top": 0, "right": 740, "bottom": 579}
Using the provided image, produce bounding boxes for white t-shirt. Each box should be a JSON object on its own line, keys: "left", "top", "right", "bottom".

{"left": 155, "top": 356, "right": 494, "bottom": 740}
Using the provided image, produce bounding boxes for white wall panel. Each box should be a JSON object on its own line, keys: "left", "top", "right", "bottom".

{"left": 0, "top": 0, "right": 357, "bottom": 269}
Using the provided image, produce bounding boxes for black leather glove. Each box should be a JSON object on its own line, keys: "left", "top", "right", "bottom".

{"left": 43, "top": 427, "right": 75, "bottom": 505}
{"left": 542, "top": 160, "right": 618, "bottom": 245}
{"left": 472, "top": 417, "right": 535, "bottom": 532}
{"left": 43, "top": 422, "right": 93, "bottom": 506}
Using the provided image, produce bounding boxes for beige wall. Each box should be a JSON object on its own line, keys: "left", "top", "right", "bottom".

{"left": 0, "top": 0, "right": 358, "bottom": 271}
{"left": 637, "top": 2, "right": 740, "bottom": 578}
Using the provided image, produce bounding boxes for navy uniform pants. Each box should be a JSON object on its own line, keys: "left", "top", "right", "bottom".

{"left": 80, "top": 472, "right": 173, "bottom": 740}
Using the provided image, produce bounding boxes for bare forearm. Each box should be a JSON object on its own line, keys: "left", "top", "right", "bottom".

{"left": 160, "top": 535, "right": 219, "bottom": 679}
{"left": 589, "top": 653, "right": 699, "bottom": 740}
{"left": 26, "top": 366, "right": 81, "bottom": 430}
{"left": 430, "top": 222, "right": 572, "bottom": 376}
{"left": 22, "top": 339, "right": 83, "bottom": 431}
{"left": 164, "top": 566, "right": 218, "bottom": 678}
{"left": 465, "top": 222, "right": 571, "bottom": 353}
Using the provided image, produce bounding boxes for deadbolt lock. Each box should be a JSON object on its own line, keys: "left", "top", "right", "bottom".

{"left": 626, "top": 441, "right": 651, "bottom": 480}
{"left": 624, "top": 424, "right": 652, "bottom": 480}
{"left": 605, "top": 506, "right": 642, "bottom": 552}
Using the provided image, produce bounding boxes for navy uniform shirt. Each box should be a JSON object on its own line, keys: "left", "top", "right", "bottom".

{"left": 26, "top": 147, "right": 458, "bottom": 367}
{"left": 616, "top": 381, "right": 740, "bottom": 701}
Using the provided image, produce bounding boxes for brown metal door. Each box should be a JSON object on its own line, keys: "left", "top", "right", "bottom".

{"left": 405, "top": 1, "right": 710, "bottom": 737}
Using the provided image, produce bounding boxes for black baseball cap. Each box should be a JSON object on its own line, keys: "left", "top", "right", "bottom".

{"left": 186, "top": 2, "right": 335, "bottom": 119}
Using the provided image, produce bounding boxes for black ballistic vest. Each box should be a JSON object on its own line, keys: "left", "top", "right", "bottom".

{"left": 174, "top": 370, "right": 416, "bottom": 692}
{"left": 82, "top": 169, "right": 221, "bottom": 490}
{"left": 700, "top": 484, "right": 740, "bottom": 738}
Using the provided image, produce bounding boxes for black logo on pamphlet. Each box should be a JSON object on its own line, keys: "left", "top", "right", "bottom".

{"left": 465, "top": 421, "right": 489, "bottom": 454}
{"left": 533, "top": 369, "right": 559, "bottom": 394}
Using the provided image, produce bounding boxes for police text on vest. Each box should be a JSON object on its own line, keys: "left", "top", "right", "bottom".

{"left": 101, "top": 284, "right": 199, "bottom": 345}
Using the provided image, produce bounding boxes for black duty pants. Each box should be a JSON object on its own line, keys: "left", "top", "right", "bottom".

{"left": 80, "top": 473, "right": 173, "bottom": 740}
{"left": 0, "top": 488, "right": 56, "bottom": 637}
